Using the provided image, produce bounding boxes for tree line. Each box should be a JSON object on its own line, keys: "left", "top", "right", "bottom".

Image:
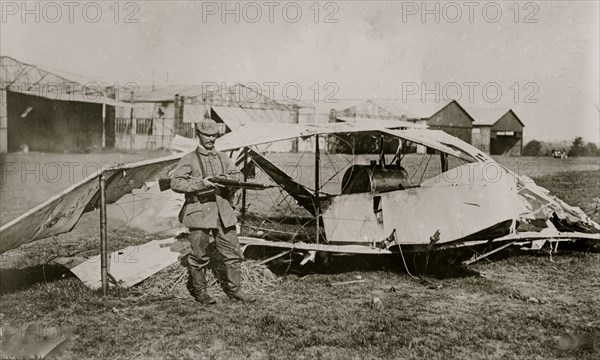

{"left": 523, "top": 137, "right": 600, "bottom": 157}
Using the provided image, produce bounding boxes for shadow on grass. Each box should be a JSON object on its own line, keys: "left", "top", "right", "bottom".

{"left": 0, "top": 264, "right": 73, "bottom": 294}
{"left": 240, "top": 236, "right": 599, "bottom": 281}
{"left": 557, "top": 239, "right": 600, "bottom": 253}
{"left": 244, "top": 246, "right": 482, "bottom": 279}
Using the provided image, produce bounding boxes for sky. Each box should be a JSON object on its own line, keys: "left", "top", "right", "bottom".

{"left": 1, "top": 0, "right": 599, "bottom": 143}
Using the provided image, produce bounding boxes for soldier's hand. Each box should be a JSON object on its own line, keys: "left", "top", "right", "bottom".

{"left": 203, "top": 178, "right": 224, "bottom": 189}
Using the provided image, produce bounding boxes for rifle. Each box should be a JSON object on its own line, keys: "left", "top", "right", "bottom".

{"left": 158, "top": 177, "right": 277, "bottom": 192}
{"left": 208, "top": 177, "right": 278, "bottom": 190}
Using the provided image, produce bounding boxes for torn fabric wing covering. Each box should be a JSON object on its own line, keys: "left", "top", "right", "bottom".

{"left": 508, "top": 170, "right": 600, "bottom": 233}
{"left": 335, "top": 116, "right": 427, "bottom": 129}
{"left": 246, "top": 149, "right": 320, "bottom": 215}
{"left": 216, "top": 123, "right": 473, "bottom": 161}
{"left": 381, "top": 129, "right": 474, "bottom": 162}
{"left": 99, "top": 156, "right": 182, "bottom": 205}
{"left": 0, "top": 171, "right": 108, "bottom": 254}
{"left": 215, "top": 122, "right": 354, "bottom": 150}
{"left": 383, "top": 128, "right": 491, "bottom": 163}
{"left": 0, "top": 154, "right": 183, "bottom": 254}
{"left": 68, "top": 237, "right": 186, "bottom": 289}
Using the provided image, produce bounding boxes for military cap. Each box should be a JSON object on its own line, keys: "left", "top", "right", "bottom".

{"left": 195, "top": 118, "right": 219, "bottom": 135}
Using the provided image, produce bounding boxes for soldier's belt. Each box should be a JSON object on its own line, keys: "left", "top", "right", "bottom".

{"left": 186, "top": 190, "right": 216, "bottom": 203}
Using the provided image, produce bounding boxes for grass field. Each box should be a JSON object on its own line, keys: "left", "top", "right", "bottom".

{"left": 1, "top": 151, "right": 599, "bottom": 359}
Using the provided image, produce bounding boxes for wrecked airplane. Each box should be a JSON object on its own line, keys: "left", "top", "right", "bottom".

{"left": 0, "top": 122, "right": 598, "bottom": 290}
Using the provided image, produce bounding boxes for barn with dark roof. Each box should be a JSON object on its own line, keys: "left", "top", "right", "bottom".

{"left": 470, "top": 108, "right": 525, "bottom": 156}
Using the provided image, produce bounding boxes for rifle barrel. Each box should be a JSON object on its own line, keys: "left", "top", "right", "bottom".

{"left": 209, "top": 177, "right": 276, "bottom": 189}
{"left": 158, "top": 177, "right": 277, "bottom": 192}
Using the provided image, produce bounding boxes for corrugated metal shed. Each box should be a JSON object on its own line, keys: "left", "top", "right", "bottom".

{"left": 337, "top": 100, "right": 397, "bottom": 119}
{"left": 1, "top": 56, "right": 130, "bottom": 152}
{"left": 313, "top": 99, "right": 368, "bottom": 116}
{"left": 336, "top": 116, "right": 427, "bottom": 129}
{"left": 120, "top": 85, "right": 205, "bottom": 103}
{"left": 316, "top": 98, "right": 454, "bottom": 120}
{"left": 369, "top": 99, "right": 418, "bottom": 119}
{"left": 120, "top": 84, "right": 294, "bottom": 110}
{"left": 212, "top": 106, "right": 291, "bottom": 130}
{"left": 0, "top": 56, "right": 123, "bottom": 105}
{"left": 211, "top": 106, "right": 294, "bottom": 152}
{"left": 378, "top": 99, "right": 452, "bottom": 119}
{"left": 315, "top": 99, "right": 419, "bottom": 122}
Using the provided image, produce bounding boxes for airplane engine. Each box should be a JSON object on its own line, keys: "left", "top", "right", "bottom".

{"left": 341, "top": 164, "right": 410, "bottom": 194}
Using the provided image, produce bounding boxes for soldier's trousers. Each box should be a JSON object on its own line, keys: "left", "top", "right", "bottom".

{"left": 186, "top": 224, "right": 242, "bottom": 297}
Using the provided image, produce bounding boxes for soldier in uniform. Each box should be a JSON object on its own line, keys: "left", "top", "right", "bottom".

{"left": 171, "top": 118, "right": 255, "bottom": 305}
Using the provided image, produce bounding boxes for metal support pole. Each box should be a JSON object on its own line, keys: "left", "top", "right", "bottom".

{"left": 161, "top": 117, "right": 165, "bottom": 149}
{"left": 101, "top": 103, "right": 106, "bottom": 150}
{"left": 99, "top": 172, "right": 108, "bottom": 295}
{"left": 315, "top": 135, "right": 320, "bottom": 244}
{"left": 440, "top": 153, "right": 448, "bottom": 173}
{"left": 0, "top": 89, "right": 7, "bottom": 153}
{"left": 129, "top": 92, "right": 134, "bottom": 151}
{"left": 241, "top": 147, "right": 247, "bottom": 236}
{"left": 379, "top": 135, "right": 385, "bottom": 167}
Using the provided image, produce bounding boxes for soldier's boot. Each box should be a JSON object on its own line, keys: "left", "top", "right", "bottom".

{"left": 226, "top": 291, "right": 256, "bottom": 303}
{"left": 194, "top": 291, "right": 217, "bottom": 305}
{"left": 222, "top": 261, "right": 256, "bottom": 303}
{"left": 187, "top": 267, "right": 216, "bottom": 305}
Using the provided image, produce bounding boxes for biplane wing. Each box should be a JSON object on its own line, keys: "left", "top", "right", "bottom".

{"left": 382, "top": 128, "right": 493, "bottom": 163}
{"left": 215, "top": 122, "right": 477, "bottom": 162}
{"left": 0, "top": 154, "right": 183, "bottom": 254}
